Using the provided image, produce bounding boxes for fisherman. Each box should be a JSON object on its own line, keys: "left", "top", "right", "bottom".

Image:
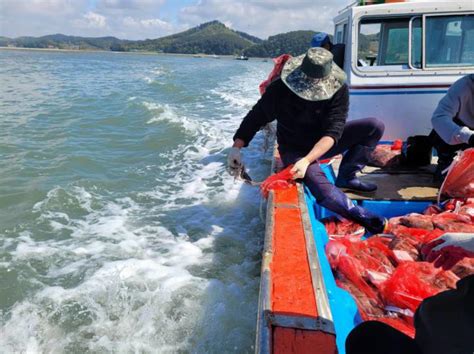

{"left": 311, "top": 32, "right": 333, "bottom": 51}
{"left": 227, "top": 47, "right": 386, "bottom": 234}
{"left": 430, "top": 74, "right": 474, "bottom": 182}
{"left": 311, "top": 32, "right": 345, "bottom": 69}
{"left": 346, "top": 232, "right": 474, "bottom": 354}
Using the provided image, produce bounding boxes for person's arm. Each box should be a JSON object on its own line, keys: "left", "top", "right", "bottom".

{"left": 232, "top": 83, "right": 278, "bottom": 147}
{"left": 290, "top": 136, "right": 335, "bottom": 179}
{"left": 305, "top": 136, "right": 336, "bottom": 162}
{"left": 432, "top": 77, "right": 474, "bottom": 145}
{"left": 421, "top": 232, "right": 474, "bottom": 270}
{"left": 228, "top": 82, "right": 279, "bottom": 174}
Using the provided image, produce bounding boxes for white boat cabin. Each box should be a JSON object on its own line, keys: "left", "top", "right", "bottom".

{"left": 332, "top": 0, "right": 474, "bottom": 139}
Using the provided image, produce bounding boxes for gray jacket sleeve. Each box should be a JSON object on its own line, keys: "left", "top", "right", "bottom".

{"left": 431, "top": 78, "right": 474, "bottom": 145}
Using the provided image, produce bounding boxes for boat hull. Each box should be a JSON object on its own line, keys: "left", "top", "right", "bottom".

{"left": 257, "top": 162, "right": 435, "bottom": 353}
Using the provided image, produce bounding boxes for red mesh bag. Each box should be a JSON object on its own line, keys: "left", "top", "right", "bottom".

{"left": 326, "top": 238, "right": 394, "bottom": 298}
{"left": 459, "top": 203, "right": 474, "bottom": 221}
{"left": 260, "top": 165, "right": 295, "bottom": 198}
{"left": 423, "top": 204, "right": 443, "bottom": 216}
{"left": 420, "top": 229, "right": 445, "bottom": 244}
{"left": 369, "top": 145, "right": 401, "bottom": 168}
{"left": 450, "top": 257, "right": 474, "bottom": 278}
{"left": 391, "top": 139, "right": 403, "bottom": 151}
{"left": 398, "top": 213, "right": 434, "bottom": 230}
{"left": 327, "top": 239, "right": 386, "bottom": 315}
{"left": 358, "top": 237, "right": 395, "bottom": 274}
{"left": 380, "top": 262, "right": 458, "bottom": 313}
{"left": 336, "top": 277, "right": 385, "bottom": 318}
{"left": 388, "top": 227, "right": 444, "bottom": 263}
{"left": 439, "top": 148, "right": 474, "bottom": 199}
{"left": 328, "top": 238, "right": 394, "bottom": 319}
{"left": 432, "top": 211, "right": 474, "bottom": 232}
{"left": 321, "top": 216, "right": 365, "bottom": 237}
{"left": 327, "top": 238, "right": 394, "bottom": 275}
{"left": 258, "top": 54, "right": 292, "bottom": 95}
{"left": 337, "top": 255, "right": 381, "bottom": 301}
{"left": 443, "top": 198, "right": 464, "bottom": 211}
{"left": 391, "top": 226, "right": 443, "bottom": 244}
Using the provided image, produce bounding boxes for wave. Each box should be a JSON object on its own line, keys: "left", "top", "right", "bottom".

{"left": 143, "top": 76, "right": 154, "bottom": 84}
{"left": 142, "top": 101, "right": 201, "bottom": 134}
{"left": 1, "top": 184, "right": 213, "bottom": 352}
{"left": 150, "top": 67, "right": 168, "bottom": 76}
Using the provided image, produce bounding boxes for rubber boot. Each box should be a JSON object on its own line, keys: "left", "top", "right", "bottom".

{"left": 318, "top": 190, "right": 386, "bottom": 234}
{"left": 336, "top": 144, "right": 378, "bottom": 193}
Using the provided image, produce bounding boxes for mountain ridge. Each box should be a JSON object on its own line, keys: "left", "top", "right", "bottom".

{"left": 0, "top": 21, "right": 321, "bottom": 57}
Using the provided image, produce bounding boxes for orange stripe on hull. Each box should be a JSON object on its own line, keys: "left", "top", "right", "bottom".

{"left": 257, "top": 175, "right": 336, "bottom": 353}
{"left": 271, "top": 187, "right": 317, "bottom": 317}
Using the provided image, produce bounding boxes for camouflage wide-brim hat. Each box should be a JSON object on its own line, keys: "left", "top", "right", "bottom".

{"left": 281, "top": 47, "right": 347, "bottom": 101}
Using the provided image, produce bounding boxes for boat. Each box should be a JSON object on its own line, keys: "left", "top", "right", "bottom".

{"left": 235, "top": 55, "right": 249, "bottom": 60}
{"left": 255, "top": 1, "right": 473, "bottom": 353}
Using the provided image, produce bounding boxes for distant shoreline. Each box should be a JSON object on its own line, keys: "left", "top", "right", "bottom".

{"left": 0, "top": 46, "right": 268, "bottom": 60}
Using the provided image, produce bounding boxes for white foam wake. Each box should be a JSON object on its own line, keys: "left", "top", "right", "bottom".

{"left": 0, "top": 56, "right": 273, "bottom": 353}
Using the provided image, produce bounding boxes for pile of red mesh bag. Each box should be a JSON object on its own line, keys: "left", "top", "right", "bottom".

{"left": 324, "top": 198, "right": 474, "bottom": 337}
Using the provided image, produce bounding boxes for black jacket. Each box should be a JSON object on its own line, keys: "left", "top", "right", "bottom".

{"left": 233, "top": 79, "right": 349, "bottom": 153}
{"left": 415, "top": 274, "right": 474, "bottom": 354}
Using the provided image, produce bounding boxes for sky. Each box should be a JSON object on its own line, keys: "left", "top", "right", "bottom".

{"left": 0, "top": 0, "right": 352, "bottom": 40}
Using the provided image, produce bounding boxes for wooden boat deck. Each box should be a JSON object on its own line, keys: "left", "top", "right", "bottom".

{"left": 332, "top": 157, "right": 440, "bottom": 201}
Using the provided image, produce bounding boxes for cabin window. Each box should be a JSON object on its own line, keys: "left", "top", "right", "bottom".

{"left": 358, "top": 18, "right": 411, "bottom": 68}
{"left": 358, "top": 21, "right": 380, "bottom": 66}
{"left": 424, "top": 14, "right": 474, "bottom": 67}
{"left": 335, "top": 22, "right": 348, "bottom": 44}
{"left": 355, "top": 13, "right": 473, "bottom": 74}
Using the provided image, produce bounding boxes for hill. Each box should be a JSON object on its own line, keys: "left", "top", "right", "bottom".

{"left": 1, "top": 22, "right": 324, "bottom": 57}
{"left": 0, "top": 36, "right": 11, "bottom": 47}
{"left": 243, "top": 30, "right": 319, "bottom": 57}
{"left": 0, "top": 33, "right": 128, "bottom": 50}
{"left": 123, "top": 21, "right": 261, "bottom": 55}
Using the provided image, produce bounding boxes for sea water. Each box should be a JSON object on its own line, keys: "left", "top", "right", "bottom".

{"left": 0, "top": 49, "right": 272, "bottom": 353}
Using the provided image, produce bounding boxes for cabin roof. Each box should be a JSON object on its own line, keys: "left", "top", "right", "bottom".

{"left": 334, "top": 0, "right": 473, "bottom": 24}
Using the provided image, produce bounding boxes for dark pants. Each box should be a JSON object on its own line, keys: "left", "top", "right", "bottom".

{"left": 280, "top": 118, "right": 385, "bottom": 233}
{"left": 430, "top": 129, "right": 469, "bottom": 177}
